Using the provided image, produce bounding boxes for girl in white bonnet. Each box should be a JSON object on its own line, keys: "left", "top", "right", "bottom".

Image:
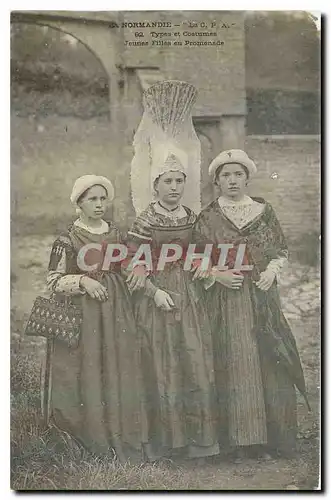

{"left": 44, "top": 174, "right": 142, "bottom": 463}
{"left": 193, "top": 149, "right": 308, "bottom": 462}
{"left": 127, "top": 151, "right": 220, "bottom": 463}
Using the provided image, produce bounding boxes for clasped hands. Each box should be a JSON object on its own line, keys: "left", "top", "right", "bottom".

{"left": 126, "top": 269, "right": 175, "bottom": 311}
{"left": 80, "top": 267, "right": 149, "bottom": 302}
{"left": 126, "top": 268, "right": 175, "bottom": 311}
{"left": 80, "top": 265, "right": 276, "bottom": 302}
{"left": 191, "top": 266, "right": 276, "bottom": 291}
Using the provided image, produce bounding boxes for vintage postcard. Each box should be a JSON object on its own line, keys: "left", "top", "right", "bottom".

{"left": 10, "top": 10, "right": 321, "bottom": 491}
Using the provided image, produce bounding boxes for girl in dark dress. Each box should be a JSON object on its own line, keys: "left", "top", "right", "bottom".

{"left": 193, "top": 149, "right": 309, "bottom": 461}
{"left": 127, "top": 154, "right": 219, "bottom": 462}
{"left": 45, "top": 175, "right": 142, "bottom": 463}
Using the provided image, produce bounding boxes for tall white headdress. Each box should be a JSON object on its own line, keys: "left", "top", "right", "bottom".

{"left": 131, "top": 80, "right": 201, "bottom": 215}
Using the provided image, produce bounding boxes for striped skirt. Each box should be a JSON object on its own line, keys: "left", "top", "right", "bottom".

{"left": 213, "top": 277, "right": 297, "bottom": 451}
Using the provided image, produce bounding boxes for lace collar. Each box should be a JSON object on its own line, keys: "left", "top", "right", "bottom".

{"left": 218, "top": 195, "right": 254, "bottom": 207}
{"left": 153, "top": 201, "right": 187, "bottom": 219}
{"left": 217, "top": 196, "right": 265, "bottom": 230}
{"left": 74, "top": 218, "right": 109, "bottom": 235}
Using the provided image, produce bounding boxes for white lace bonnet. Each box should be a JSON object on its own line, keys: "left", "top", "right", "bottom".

{"left": 130, "top": 80, "right": 201, "bottom": 215}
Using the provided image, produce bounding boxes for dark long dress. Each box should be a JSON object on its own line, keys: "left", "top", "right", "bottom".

{"left": 128, "top": 203, "right": 219, "bottom": 460}
{"left": 45, "top": 221, "right": 142, "bottom": 463}
{"left": 193, "top": 197, "right": 308, "bottom": 454}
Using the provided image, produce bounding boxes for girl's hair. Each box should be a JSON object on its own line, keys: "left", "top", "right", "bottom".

{"left": 214, "top": 163, "right": 249, "bottom": 184}
{"left": 76, "top": 184, "right": 108, "bottom": 205}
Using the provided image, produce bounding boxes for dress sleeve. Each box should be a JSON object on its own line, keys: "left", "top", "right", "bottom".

{"left": 267, "top": 256, "right": 288, "bottom": 272}
{"left": 264, "top": 205, "right": 289, "bottom": 279}
{"left": 144, "top": 279, "right": 158, "bottom": 298}
{"left": 127, "top": 213, "right": 153, "bottom": 242}
{"left": 126, "top": 212, "right": 159, "bottom": 298}
{"left": 265, "top": 256, "right": 288, "bottom": 282}
{"left": 266, "top": 205, "right": 289, "bottom": 259}
{"left": 46, "top": 236, "right": 85, "bottom": 295}
{"left": 122, "top": 214, "right": 151, "bottom": 275}
{"left": 192, "top": 211, "right": 214, "bottom": 248}
{"left": 192, "top": 209, "right": 218, "bottom": 289}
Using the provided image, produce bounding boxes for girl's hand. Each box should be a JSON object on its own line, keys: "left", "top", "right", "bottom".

{"left": 126, "top": 271, "right": 147, "bottom": 293}
{"left": 254, "top": 269, "right": 275, "bottom": 291}
{"left": 214, "top": 270, "right": 244, "bottom": 290}
{"left": 154, "top": 290, "right": 175, "bottom": 311}
{"left": 191, "top": 267, "right": 211, "bottom": 281}
{"left": 80, "top": 276, "right": 108, "bottom": 301}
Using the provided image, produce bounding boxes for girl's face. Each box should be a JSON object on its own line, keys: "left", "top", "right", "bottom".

{"left": 155, "top": 171, "right": 186, "bottom": 206}
{"left": 215, "top": 163, "right": 248, "bottom": 200}
{"left": 78, "top": 185, "right": 108, "bottom": 219}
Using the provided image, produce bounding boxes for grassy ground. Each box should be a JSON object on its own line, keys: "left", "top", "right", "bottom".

{"left": 10, "top": 236, "right": 321, "bottom": 491}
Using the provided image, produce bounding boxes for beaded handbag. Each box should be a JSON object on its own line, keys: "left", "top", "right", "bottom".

{"left": 24, "top": 295, "right": 82, "bottom": 348}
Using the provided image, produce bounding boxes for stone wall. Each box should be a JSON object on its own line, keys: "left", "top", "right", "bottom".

{"left": 11, "top": 109, "right": 320, "bottom": 246}
{"left": 11, "top": 114, "right": 121, "bottom": 233}
{"left": 244, "top": 136, "right": 321, "bottom": 244}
